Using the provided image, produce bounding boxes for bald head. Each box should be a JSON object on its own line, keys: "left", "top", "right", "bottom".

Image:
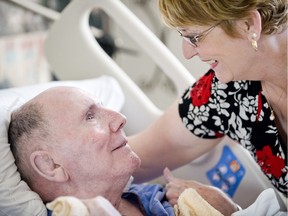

{"left": 8, "top": 86, "right": 86, "bottom": 197}
{"left": 8, "top": 86, "right": 88, "bottom": 175}
{"left": 8, "top": 95, "right": 49, "bottom": 184}
{"left": 8, "top": 86, "right": 139, "bottom": 203}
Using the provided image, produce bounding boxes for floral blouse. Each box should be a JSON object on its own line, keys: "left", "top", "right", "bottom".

{"left": 178, "top": 69, "right": 287, "bottom": 197}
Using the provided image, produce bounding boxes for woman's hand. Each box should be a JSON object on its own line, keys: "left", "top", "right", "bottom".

{"left": 163, "top": 167, "right": 238, "bottom": 216}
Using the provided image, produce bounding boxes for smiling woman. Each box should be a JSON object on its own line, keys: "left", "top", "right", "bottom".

{"left": 128, "top": 0, "right": 287, "bottom": 214}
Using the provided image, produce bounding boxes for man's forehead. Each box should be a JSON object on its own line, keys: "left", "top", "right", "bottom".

{"left": 36, "top": 87, "right": 90, "bottom": 102}
{"left": 41, "top": 88, "right": 101, "bottom": 111}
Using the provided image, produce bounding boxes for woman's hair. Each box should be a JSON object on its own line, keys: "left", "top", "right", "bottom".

{"left": 158, "top": 0, "right": 287, "bottom": 37}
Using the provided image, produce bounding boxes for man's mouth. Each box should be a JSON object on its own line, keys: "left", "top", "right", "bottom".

{"left": 112, "top": 143, "right": 126, "bottom": 151}
{"left": 112, "top": 141, "right": 127, "bottom": 151}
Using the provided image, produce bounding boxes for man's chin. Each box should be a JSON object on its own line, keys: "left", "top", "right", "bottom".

{"left": 133, "top": 153, "right": 141, "bottom": 168}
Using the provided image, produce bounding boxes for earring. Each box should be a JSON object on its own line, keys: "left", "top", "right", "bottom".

{"left": 251, "top": 33, "right": 258, "bottom": 51}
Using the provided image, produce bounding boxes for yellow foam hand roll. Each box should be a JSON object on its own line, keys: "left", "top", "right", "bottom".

{"left": 174, "top": 188, "right": 223, "bottom": 216}
{"left": 46, "top": 196, "right": 89, "bottom": 216}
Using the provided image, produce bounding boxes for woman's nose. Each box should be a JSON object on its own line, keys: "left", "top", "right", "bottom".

{"left": 182, "top": 40, "right": 198, "bottom": 59}
{"left": 107, "top": 110, "right": 127, "bottom": 133}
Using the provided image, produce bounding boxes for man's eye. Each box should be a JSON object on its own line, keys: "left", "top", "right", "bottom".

{"left": 86, "top": 112, "right": 95, "bottom": 120}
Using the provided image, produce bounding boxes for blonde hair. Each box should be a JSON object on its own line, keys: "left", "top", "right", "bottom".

{"left": 158, "top": 0, "right": 287, "bottom": 37}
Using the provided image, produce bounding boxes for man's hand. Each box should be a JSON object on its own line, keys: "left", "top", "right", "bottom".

{"left": 163, "top": 167, "right": 238, "bottom": 216}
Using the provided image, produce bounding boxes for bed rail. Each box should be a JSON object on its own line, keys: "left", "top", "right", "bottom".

{"left": 44, "top": 0, "right": 195, "bottom": 135}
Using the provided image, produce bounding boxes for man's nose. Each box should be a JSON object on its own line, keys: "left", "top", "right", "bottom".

{"left": 182, "top": 40, "right": 198, "bottom": 59}
{"left": 107, "top": 110, "right": 127, "bottom": 133}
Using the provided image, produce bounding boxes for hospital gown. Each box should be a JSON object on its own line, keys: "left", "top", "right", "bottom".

{"left": 47, "top": 183, "right": 174, "bottom": 216}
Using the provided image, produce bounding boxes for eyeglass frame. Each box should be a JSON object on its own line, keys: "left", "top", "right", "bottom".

{"left": 177, "top": 23, "right": 221, "bottom": 47}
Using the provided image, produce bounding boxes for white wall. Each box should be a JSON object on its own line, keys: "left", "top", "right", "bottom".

{"left": 0, "top": 31, "right": 51, "bottom": 88}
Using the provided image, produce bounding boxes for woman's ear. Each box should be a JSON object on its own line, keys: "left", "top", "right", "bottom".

{"left": 30, "top": 151, "right": 69, "bottom": 182}
{"left": 245, "top": 9, "right": 262, "bottom": 41}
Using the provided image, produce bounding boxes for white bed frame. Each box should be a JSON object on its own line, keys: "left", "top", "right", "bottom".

{"left": 44, "top": 0, "right": 286, "bottom": 210}
{"left": 44, "top": 0, "right": 194, "bottom": 136}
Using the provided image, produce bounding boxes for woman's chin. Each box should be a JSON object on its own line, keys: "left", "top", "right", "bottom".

{"left": 215, "top": 70, "right": 232, "bottom": 84}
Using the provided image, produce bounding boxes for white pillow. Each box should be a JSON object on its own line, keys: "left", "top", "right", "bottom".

{"left": 0, "top": 76, "right": 125, "bottom": 216}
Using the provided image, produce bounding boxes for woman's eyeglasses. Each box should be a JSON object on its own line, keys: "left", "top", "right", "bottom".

{"left": 177, "top": 23, "right": 220, "bottom": 47}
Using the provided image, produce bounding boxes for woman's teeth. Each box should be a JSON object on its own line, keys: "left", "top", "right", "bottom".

{"left": 208, "top": 60, "right": 218, "bottom": 69}
{"left": 207, "top": 60, "right": 217, "bottom": 65}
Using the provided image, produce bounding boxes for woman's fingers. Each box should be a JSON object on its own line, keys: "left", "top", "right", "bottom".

{"left": 163, "top": 168, "right": 187, "bottom": 206}
{"left": 163, "top": 167, "right": 175, "bottom": 183}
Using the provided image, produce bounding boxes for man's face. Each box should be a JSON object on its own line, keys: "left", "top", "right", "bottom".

{"left": 37, "top": 87, "right": 141, "bottom": 192}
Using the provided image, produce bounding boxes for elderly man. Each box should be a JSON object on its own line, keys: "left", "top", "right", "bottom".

{"left": 8, "top": 86, "right": 172, "bottom": 215}
{"left": 8, "top": 86, "right": 236, "bottom": 216}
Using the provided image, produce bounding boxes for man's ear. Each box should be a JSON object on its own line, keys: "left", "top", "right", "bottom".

{"left": 244, "top": 9, "right": 262, "bottom": 41}
{"left": 30, "top": 151, "right": 69, "bottom": 182}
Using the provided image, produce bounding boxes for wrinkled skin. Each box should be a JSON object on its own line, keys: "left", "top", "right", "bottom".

{"left": 163, "top": 168, "right": 238, "bottom": 216}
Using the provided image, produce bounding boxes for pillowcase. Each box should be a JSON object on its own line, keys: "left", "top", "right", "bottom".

{"left": 0, "top": 76, "right": 124, "bottom": 216}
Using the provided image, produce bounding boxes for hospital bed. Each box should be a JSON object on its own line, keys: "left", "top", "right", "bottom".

{"left": 0, "top": 0, "right": 286, "bottom": 215}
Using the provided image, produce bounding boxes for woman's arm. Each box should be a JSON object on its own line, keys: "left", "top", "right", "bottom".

{"left": 129, "top": 100, "right": 223, "bottom": 182}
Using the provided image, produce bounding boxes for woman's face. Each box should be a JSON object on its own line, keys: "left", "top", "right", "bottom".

{"left": 180, "top": 22, "right": 257, "bottom": 83}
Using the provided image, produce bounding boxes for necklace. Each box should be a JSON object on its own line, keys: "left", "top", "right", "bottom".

{"left": 266, "top": 100, "right": 276, "bottom": 121}
{"left": 262, "top": 87, "right": 284, "bottom": 121}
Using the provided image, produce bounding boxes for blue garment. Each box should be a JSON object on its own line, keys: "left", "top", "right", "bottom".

{"left": 47, "top": 183, "right": 174, "bottom": 216}
{"left": 122, "top": 183, "right": 175, "bottom": 216}
{"left": 47, "top": 209, "right": 52, "bottom": 216}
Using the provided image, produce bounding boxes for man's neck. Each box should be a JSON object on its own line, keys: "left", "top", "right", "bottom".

{"left": 119, "top": 198, "right": 144, "bottom": 216}
{"left": 100, "top": 176, "right": 134, "bottom": 209}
